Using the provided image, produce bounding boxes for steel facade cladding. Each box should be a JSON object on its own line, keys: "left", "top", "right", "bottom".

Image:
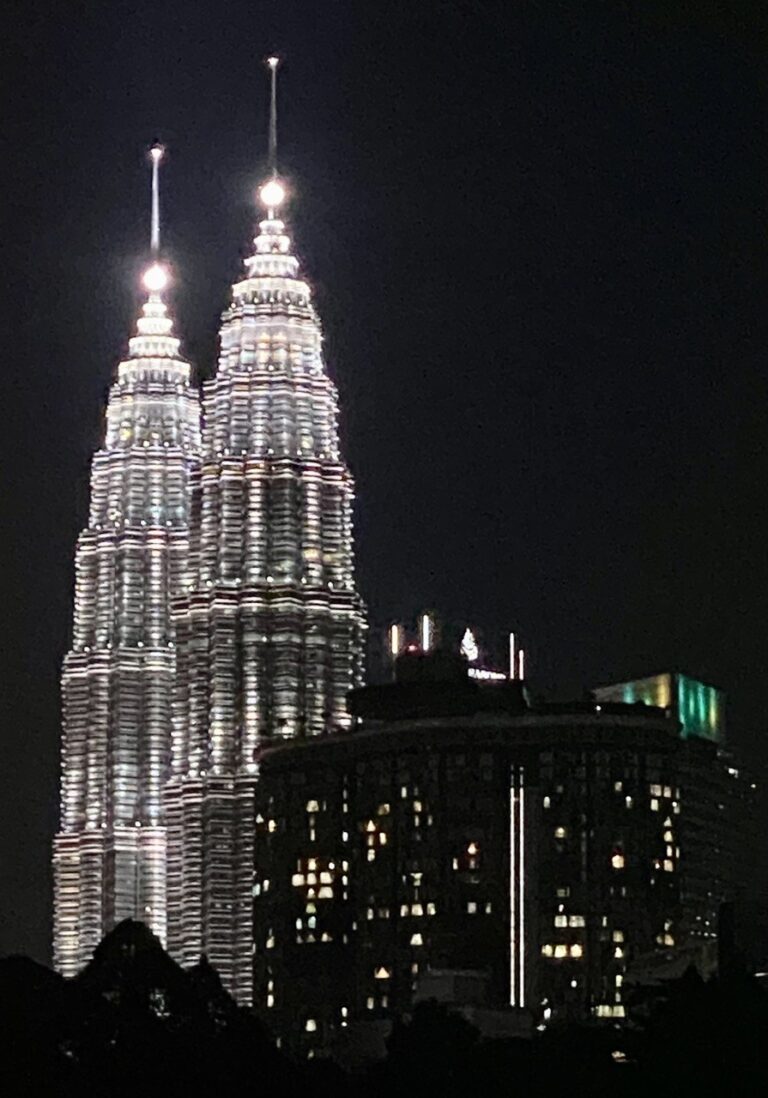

{"left": 166, "top": 204, "right": 366, "bottom": 1002}
{"left": 251, "top": 710, "right": 687, "bottom": 1051}
{"left": 53, "top": 292, "right": 201, "bottom": 975}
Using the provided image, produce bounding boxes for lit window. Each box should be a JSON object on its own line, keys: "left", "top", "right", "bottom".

{"left": 555, "top": 827, "right": 566, "bottom": 839}
{"left": 650, "top": 784, "right": 662, "bottom": 797}
{"left": 306, "top": 800, "right": 319, "bottom": 813}
{"left": 291, "top": 874, "right": 305, "bottom": 887}
{"left": 541, "top": 944, "right": 554, "bottom": 957}
{"left": 467, "top": 841, "right": 480, "bottom": 855}
{"left": 570, "top": 944, "right": 583, "bottom": 959}
{"left": 374, "top": 966, "right": 391, "bottom": 980}
{"left": 400, "top": 904, "right": 409, "bottom": 917}
{"left": 468, "top": 902, "right": 478, "bottom": 915}
{"left": 650, "top": 798, "right": 659, "bottom": 812}
{"left": 554, "top": 944, "right": 568, "bottom": 959}
{"left": 556, "top": 887, "right": 570, "bottom": 898}
{"left": 611, "top": 851, "right": 625, "bottom": 869}
{"left": 427, "top": 902, "right": 437, "bottom": 916}
{"left": 378, "top": 803, "right": 390, "bottom": 815}
{"left": 614, "top": 946, "right": 624, "bottom": 959}
{"left": 412, "top": 903, "right": 424, "bottom": 916}
{"left": 366, "top": 908, "right": 374, "bottom": 920}
{"left": 614, "top": 781, "right": 623, "bottom": 792}
{"left": 554, "top": 914, "right": 567, "bottom": 928}
{"left": 663, "top": 830, "right": 674, "bottom": 843}
{"left": 615, "top": 974, "right": 623, "bottom": 987}
{"left": 543, "top": 796, "right": 551, "bottom": 809}
{"left": 367, "top": 849, "right": 376, "bottom": 862}
{"left": 410, "top": 933, "right": 423, "bottom": 946}
{"left": 413, "top": 800, "right": 423, "bottom": 812}
{"left": 267, "top": 994, "right": 275, "bottom": 1008}
{"left": 663, "top": 859, "right": 674, "bottom": 872}
{"left": 569, "top": 915, "right": 585, "bottom": 927}
{"left": 366, "top": 997, "right": 374, "bottom": 1010}
{"left": 625, "top": 796, "right": 633, "bottom": 809}
{"left": 266, "top": 936, "right": 275, "bottom": 949}
{"left": 485, "top": 901, "right": 493, "bottom": 914}
{"left": 305, "top": 1019, "right": 317, "bottom": 1033}
{"left": 612, "top": 930, "right": 624, "bottom": 943}
{"left": 663, "top": 786, "right": 672, "bottom": 798}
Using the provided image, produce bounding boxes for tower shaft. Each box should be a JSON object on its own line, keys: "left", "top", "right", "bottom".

{"left": 166, "top": 210, "right": 366, "bottom": 1001}
{"left": 53, "top": 294, "right": 201, "bottom": 974}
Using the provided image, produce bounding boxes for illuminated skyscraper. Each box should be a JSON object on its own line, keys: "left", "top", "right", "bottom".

{"left": 166, "top": 61, "right": 366, "bottom": 1001}
{"left": 53, "top": 149, "right": 202, "bottom": 974}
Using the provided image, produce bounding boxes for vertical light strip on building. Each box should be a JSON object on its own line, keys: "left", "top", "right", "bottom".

{"left": 509, "top": 764, "right": 525, "bottom": 1006}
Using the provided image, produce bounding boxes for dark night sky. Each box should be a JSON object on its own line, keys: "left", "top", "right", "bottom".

{"left": 2, "top": 1, "right": 768, "bottom": 962}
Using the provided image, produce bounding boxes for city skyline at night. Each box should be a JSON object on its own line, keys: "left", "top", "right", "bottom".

{"left": 3, "top": 3, "right": 768, "bottom": 975}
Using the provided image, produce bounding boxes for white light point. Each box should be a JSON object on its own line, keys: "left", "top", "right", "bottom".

{"left": 260, "top": 178, "right": 286, "bottom": 210}
{"left": 143, "top": 263, "right": 168, "bottom": 293}
{"left": 150, "top": 144, "right": 164, "bottom": 163}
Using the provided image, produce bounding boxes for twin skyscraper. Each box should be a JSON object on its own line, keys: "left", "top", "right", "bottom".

{"left": 53, "top": 62, "right": 367, "bottom": 1001}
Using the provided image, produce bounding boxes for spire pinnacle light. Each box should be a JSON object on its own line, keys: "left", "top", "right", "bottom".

{"left": 259, "top": 177, "right": 286, "bottom": 209}
{"left": 142, "top": 262, "right": 169, "bottom": 293}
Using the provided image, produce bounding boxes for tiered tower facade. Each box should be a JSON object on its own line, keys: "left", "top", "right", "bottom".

{"left": 53, "top": 274, "right": 201, "bottom": 974}
{"left": 166, "top": 182, "right": 366, "bottom": 1001}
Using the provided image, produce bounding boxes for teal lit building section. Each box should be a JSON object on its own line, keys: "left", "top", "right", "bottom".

{"left": 594, "top": 673, "right": 724, "bottom": 743}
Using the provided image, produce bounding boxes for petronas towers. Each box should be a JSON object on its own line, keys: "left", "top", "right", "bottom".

{"left": 53, "top": 77, "right": 366, "bottom": 997}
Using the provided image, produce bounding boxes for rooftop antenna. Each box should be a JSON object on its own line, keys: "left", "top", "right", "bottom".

{"left": 267, "top": 56, "right": 280, "bottom": 177}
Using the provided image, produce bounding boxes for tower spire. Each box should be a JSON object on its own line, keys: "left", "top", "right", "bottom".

{"left": 144, "top": 144, "right": 168, "bottom": 296}
{"left": 150, "top": 144, "right": 164, "bottom": 254}
{"left": 259, "top": 59, "right": 287, "bottom": 216}
{"left": 267, "top": 56, "right": 279, "bottom": 177}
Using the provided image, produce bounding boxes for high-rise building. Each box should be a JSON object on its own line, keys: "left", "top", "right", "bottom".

{"left": 251, "top": 653, "right": 758, "bottom": 1057}
{"left": 251, "top": 652, "right": 687, "bottom": 1054}
{"left": 53, "top": 149, "right": 201, "bottom": 974}
{"left": 166, "top": 64, "right": 366, "bottom": 1002}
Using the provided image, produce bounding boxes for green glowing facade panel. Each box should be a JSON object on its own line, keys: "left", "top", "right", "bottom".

{"left": 594, "top": 673, "right": 724, "bottom": 743}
